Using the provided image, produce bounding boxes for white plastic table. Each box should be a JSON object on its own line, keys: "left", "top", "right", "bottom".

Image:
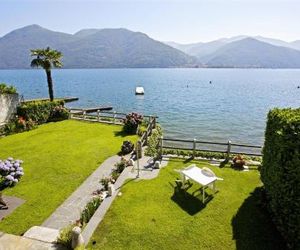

{"left": 181, "top": 165, "right": 217, "bottom": 203}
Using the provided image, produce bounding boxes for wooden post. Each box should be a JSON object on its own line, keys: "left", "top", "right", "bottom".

{"left": 97, "top": 110, "right": 100, "bottom": 122}
{"left": 160, "top": 136, "right": 163, "bottom": 157}
{"left": 153, "top": 117, "right": 156, "bottom": 128}
{"left": 226, "top": 140, "right": 231, "bottom": 161}
{"left": 113, "top": 111, "right": 116, "bottom": 124}
{"left": 83, "top": 110, "right": 86, "bottom": 120}
{"left": 193, "top": 138, "right": 196, "bottom": 158}
{"left": 145, "top": 131, "right": 148, "bottom": 146}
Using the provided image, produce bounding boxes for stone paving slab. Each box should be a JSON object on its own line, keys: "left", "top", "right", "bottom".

{"left": 23, "top": 226, "right": 60, "bottom": 243}
{"left": 0, "top": 232, "right": 67, "bottom": 250}
{"left": 0, "top": 196, "right": 25, "bottom": 221}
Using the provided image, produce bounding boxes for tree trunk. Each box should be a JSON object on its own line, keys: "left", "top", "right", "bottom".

{"left": 45, "top": 70, "right": 54, "bottom": 101}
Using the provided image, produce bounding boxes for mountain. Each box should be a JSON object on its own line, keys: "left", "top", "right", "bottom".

{"left": 0, "top": 25, "right": 197, "bottom": 69}
{"left": 291, "top": 40, "right": 300, "bottom": 50}
{"left": 204, "top": 38, "right": 300, "bottom": 68}
{"left": 164, "top": 41, "right": 203, "bottom": 54}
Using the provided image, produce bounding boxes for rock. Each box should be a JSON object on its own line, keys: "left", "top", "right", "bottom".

{"left": 154, "top": 161, "right": 161, "bottom": 169}
{"left": 108, "top": 183, "right": 115, "bottom": 196}
{"left": 71, "top": 226, "right": 84, "bottom": 249}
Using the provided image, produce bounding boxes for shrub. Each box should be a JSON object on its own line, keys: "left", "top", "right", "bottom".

{"left": 57, "top": 223, "right": 75, "bottom": 248}
{"left": 80, "top": 197, "right": 102, "bottom": 225}
{"left": 0, "top": 83, "right": 17, "bottom": 94}
{"left": 144, "top": 125, "right": 162, "bottom": 157}
{"left": 48, "top": 105, "right": 69, "bottom": 122}
{"left": 0, "top": 157, "right": 24, "bottom": 189}
{"left": 17, "top": 100, "right": 65, "bottom": 124}
{"left": 121, "top": 141, "right": 134, "bottom": 154}
{"left": 3, "top": 116, "right": 37, "bottom": 135}
{"left": 123, "top": 112, "right": 143, "bottom": 134}
{"left": 232, "top": 155, "right": 246, "bottom": 169}
{"left": 100, "top": 177, "right": 113, "bottom": 191}
{"left": 261, "top": 108, "right": 300, "bottom": 249}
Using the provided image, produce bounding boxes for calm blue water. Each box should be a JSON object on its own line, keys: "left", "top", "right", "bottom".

{"left": 1, "top": 68, "right": 299, "bottom": 145}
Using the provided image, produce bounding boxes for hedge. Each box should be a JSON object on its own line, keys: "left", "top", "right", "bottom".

{"left": 17, "top": 100, "right": 66, "bottom": 124}
{"left": 261, "top": 108, "right": 300, "bottom": 249}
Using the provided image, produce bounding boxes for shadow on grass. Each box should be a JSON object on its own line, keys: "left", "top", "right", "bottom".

{"left": 114, "top": 130, "right": 131, "bottom": 137}
{"left": 170, "top": 181, "right": 210, "bottom": 215}
{"left": 231, "top": 187, "right": 286, "bottom": 250}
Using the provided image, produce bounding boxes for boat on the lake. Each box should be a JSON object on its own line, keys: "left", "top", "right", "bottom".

{"left": 135, "top": 87, "right": 144, "bottom": 95}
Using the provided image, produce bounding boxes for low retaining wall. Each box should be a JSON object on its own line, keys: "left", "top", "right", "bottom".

{"left": 0, "top": 94, "right": 19, "bottom": 125}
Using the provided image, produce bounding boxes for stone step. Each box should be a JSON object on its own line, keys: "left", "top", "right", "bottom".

{"left": 23, "top": 226, "right": 60, "bottom": 243}
{"left": 0, "top": 232, "right": 65, "bottom": 250}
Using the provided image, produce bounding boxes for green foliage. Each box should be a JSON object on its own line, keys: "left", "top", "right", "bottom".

{"left": 144, "top": 125, "right": 162, "bottom": 157}
{"left": 100, "top": 177, "right": 112, "bottom": 191}
{"left": 114, "top": 159, "right": 127, "bottom": 174}
{"left": 0, "top": 83, "right": 17, "bottom": 94}
{"left": 48, "top": 105, "right": 69, "bottom": 122}
{"left": 17, "top": 100, "right": 66, "bottom": 124}
{"left": 80, "top": 197, "right": 102, "bottom": 225}
{"left": 162, "top": 148, "right": 261, "bottom": 162}
{"left": 57, "top": 223, "right": 75, "bottom": 248}
{"left": 261, "top": 108, "right": 300, "bottom": 249}
{"left": 3, "top": 116, "right": 37, "bottom": 135}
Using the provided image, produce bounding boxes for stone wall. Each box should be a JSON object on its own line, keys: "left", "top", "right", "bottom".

{"left": 0, "top": 94, "right": 19, "bottom": 125}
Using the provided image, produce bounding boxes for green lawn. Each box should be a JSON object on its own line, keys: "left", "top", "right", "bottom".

{"left": 0, "top": 120, "right": 136, "bottom": 235}
{"left": 88, "top": 159, "right": 285, "bottom": 250}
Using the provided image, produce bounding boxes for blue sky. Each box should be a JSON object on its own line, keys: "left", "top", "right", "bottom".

{"left": 1, "top": 0, "right": 300, "bottom": 43}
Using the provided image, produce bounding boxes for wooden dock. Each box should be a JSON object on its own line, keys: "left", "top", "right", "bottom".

{"left": 22, "top": 97, "right": 79, "bottom": 103}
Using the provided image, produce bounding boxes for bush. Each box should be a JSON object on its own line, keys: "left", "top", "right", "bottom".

{"left": 0, "top": 83, "right": 17, "bottom": 94}
{"left": 57, "top": 223, "right": 75, "bottom": 248}
{"left": 232, "top": 155, "right": 246, "bottom": 169}
{"left": 0, "top": 157, "right": 24, "bottom": 188}
{"left": 121, "top": 141, "right": 134, "bottom": 154}
{"left": 17, "top": 100, "right": 66, "bottom": 124}
{"left": 3, "top": 116, "right": 37, "bottom": 135}
{"left": 80, "top": 197, "right": 102, "bottom": 225}
{"left": 123, "top": 112, "right": 143, "bottom": 134}
{"left": 261, "top": 108, "right": 300, "bottom": 249}
{"left": 144, "top": 125, "right": 162, "bottom": 157}
{"left": 48, "top": 105, "right": 69, "bottom": 122}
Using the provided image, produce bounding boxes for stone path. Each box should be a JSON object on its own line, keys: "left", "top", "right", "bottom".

{"left": 42, "top": 154, "right": 122, "bottom": 230}
{"left": 0, "top": 151, "right": 169, "bottom": 249}
{"left": 82, "top": 154, "right": 169, "bottom": 243}
{"left": 42, "top": 149, "right": 168, "bottom": 230}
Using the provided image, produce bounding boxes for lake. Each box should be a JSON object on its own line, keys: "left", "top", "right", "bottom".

{"left": 1, "top": 68, "right": 299, "bottom": 146}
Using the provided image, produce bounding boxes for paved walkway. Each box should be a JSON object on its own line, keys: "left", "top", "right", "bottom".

{"left": 42, "top": 154, "right": 122, "bottom": 229}
{"left": 42, "top": 150, "right": 168, "bottom": 230}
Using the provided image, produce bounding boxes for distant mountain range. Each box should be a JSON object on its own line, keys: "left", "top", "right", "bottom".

{"left": 165, "top": 36, "right": 300, "bottom": 68}
{"left": 1, "top": 25, "right": 300, "bottom": 68}
{"left": 0, "top": 25, "right": 196, "bottom": 69}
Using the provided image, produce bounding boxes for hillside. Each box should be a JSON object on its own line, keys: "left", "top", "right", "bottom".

{"left": 0, "top": 25, "right": 197, "bottom": 69}
{"left": 205, "top": 38, "right": 300, "bottom": 68}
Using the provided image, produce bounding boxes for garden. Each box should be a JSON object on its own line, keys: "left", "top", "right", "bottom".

{"left": 0, "top": 120, "right": 137, "bottom": 235}
{"left": 87, "top": 159, "right": 286, "bottom": 250}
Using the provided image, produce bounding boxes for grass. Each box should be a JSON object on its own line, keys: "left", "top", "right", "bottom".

{"left": 0, "top": 120, "right": 137, "bottom": 235}
{"left": 88, "top": 158, "right": 286, "bottom": 250}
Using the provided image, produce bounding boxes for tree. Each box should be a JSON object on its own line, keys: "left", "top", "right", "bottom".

{"left": 30, "top": 47, "right": 62, "bottom": 101}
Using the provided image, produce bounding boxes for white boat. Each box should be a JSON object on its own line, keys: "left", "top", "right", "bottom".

{"left": 135, "top": 87, "right": 144, "bottom": 95}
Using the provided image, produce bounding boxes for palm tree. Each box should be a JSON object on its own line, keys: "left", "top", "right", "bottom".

{"left": 30, "top": 47, "right": 63, "bottom": 101}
